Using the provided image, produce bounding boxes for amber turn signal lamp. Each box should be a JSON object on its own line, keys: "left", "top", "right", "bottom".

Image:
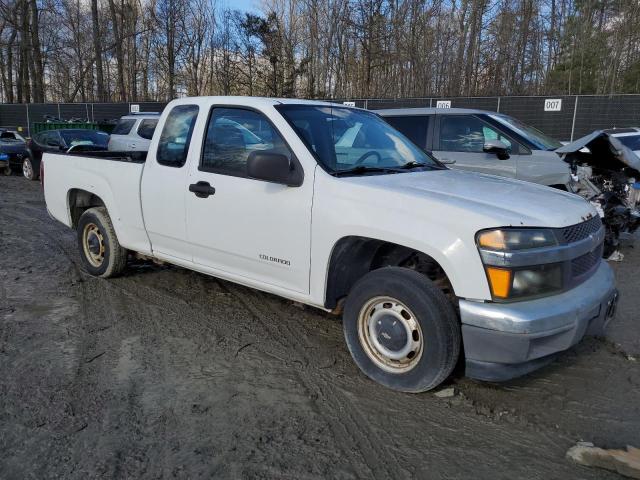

{"left": 486, "top": 267, "right": 512, "bottom": 299}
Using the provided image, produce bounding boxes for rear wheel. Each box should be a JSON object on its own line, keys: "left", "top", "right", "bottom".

{"left": 2, "top": 165, "right": 11, "bottom": 176}
{"left": 343, "top": 267, "right": 460, "bottom": 392}
{"left": 77, "top": 207, "right": 128, "bottom": 278}
{"left": 22, "top": 157, "right": 38, "bottom": 181}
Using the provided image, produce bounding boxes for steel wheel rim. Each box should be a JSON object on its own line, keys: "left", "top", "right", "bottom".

{"left": 82, "top": 223, "right": 106, "bottom": 267}
{"left": 357, "top": 296, "right": 423, "bottom": 373}
{"left": 23, "top": 159, "right": 32, "bottom": 178}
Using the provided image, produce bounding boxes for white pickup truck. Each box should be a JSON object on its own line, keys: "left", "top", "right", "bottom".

{"left": 43, "top": 97, "right": 618, "bottom": 392}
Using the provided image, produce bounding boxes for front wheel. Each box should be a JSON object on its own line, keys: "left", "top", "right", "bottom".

{"left": 22, "top": 157, "right": 38, "bottom": 181}
{"left": 343, "top": 267, "right": 460, "bottom": 392}
{"left": 2, "top": 165, "right": 11, "bottom": 176}
{"left": 77, "top": 207, "right": 128, "bottom": 278}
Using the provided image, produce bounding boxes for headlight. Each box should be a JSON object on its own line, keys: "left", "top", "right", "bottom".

{"left": 478, "top": 228, "right": 563, "bottom": 301}
{"left": 477, "top": 228, "right": 558, "bottom": 250}
{"left": 485, "top": 263, "right": 563, "bottom": 300}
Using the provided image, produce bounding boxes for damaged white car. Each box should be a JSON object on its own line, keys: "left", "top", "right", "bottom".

{"left": 557, "top": 129, "right": 640, "bottom": 259}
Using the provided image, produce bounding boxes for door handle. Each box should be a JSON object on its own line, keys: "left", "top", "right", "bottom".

{"left": 189, "top": 181, "right": 216, "bottom": 198}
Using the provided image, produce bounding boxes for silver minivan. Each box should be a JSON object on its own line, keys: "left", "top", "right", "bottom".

{"left": 378, "top": 108, "right": 570, "bottom": 188}
{"left": 107, "top": 113, "right": 160, "bottom": 151}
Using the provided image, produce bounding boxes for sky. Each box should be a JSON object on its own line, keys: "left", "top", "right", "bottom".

{"left": 218, "top": 0, "right": 260, "bottom": 14}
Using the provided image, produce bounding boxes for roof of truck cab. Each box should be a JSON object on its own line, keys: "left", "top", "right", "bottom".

{"left": 376, "top": 107, "right": 492, "bottom": 116}
{"left": 167, "top": 96, "right": 343, "bottom": 108}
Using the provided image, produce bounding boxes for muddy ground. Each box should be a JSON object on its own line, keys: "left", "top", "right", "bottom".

{"left": 1, "top": 174, "right": 638, "bottom": 479}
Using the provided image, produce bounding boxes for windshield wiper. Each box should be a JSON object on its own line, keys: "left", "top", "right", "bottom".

{"left": 400, "top": 160, "right": 446, "bottom": 170}
{"left": 331, "top": 165, "right": 402, "bottom": 177}
{"left": 399, "top": 161, "right": 428, "bottom": 169}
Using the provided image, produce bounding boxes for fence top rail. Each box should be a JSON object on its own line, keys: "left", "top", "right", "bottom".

{"left": 327, "top": 94, "right": 640, "bottom": 101}
{"left": 3, "top": 93, "right": 640, "bottom": 107}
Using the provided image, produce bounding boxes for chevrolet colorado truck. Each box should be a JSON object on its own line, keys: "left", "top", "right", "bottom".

{"left": 42, "top": 97, "right": 618, "bottom": 392}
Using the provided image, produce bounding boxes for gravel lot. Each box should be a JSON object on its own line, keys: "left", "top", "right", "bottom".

{"left": 1, "top": 175, "right": 638, "bottom": 479}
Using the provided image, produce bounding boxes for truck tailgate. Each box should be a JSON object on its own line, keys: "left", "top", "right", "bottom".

{"left": 43, "top": 153, "right": 151, "bottom": 254}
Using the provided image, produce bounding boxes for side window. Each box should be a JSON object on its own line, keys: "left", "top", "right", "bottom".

{"left": 40, "top": 131, "right": 61, "bottom": 147}
{"left": 482, "top": 126, "right": 512, "bottom": 149}
{"left": 157, "top": 105, "right": 199, "bottom": 167}
{"left": 0, "top": 131, "right": 17, "bottom": 140}
{"left": 384, "top": 116, "right": 429, "bottom": 148}
{"left": 201, "top": 108, "right": 291, "bottom": 178}
{"left": 33, "top": 132, "right": 46, "bottom": 145}
{"left": 439, "top": 116, "right": 511, "bottom": 153}
{"left": 112, "top": 119, "right": 136, "bottom": 135}
{"left": 137, "top": 119, "right": 158, "bottom": 140}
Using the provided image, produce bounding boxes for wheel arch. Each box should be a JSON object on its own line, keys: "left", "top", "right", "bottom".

{"left": 324, "top": 235, "right": 456, "bottom": 310}
{"left": 67, "top": 188, "right": 107, "bottom": 228}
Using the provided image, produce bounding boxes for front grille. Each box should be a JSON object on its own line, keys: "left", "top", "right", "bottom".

{"left": 560, "top": 216, "right": 602, "bottom": 244}
{"left": 571, "top": 244, "right": 603, "bottom": 277}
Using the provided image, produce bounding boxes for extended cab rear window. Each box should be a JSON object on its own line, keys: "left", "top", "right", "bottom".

{"left": 112, "top": 119, "right": 136, "bottom": 135}
{"left": 157, "top": 105, "right": 199, "bottom": 167}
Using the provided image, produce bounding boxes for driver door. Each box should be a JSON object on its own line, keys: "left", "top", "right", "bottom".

{"left": 184, "top": 107, "right": 314, "bottom": 294}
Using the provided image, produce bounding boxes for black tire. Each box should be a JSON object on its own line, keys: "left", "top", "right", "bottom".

{"left": 77, "top": 207, "right": 128, "bottom": 278}
{"left": 2, "top": 165, "right": 11, "bottom": 176}
{"left": 22, "top": 157, "right": 38, "bottom": 181}
{"left": 343, "top": 267, "right": 460, "bottom": 393}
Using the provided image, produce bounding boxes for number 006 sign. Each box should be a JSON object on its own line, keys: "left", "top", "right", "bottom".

{"left": 544, "top": 99, "right": 562, "bottom": 112}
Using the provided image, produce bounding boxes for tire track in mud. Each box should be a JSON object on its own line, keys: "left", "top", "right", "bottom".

{"left": 1, "top": 188, "right": 153, "bottom": 476}
{"left": 218, "top": 282, "right": 409, "bottom": 479}
{"left": 453, "top": 338, "right": 640, "bottom": 448}
{"left": 0, "top": 187, "right": 98, "bottom": 476}
{"left": 57, "top": 268, "right": 185, "bottom": 477}
{"left": 94, "top": 269, "right": 405, "bottom": 477}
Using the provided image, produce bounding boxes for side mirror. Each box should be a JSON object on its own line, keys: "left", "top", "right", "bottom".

{"left": 483, "top": 139, "right": 510, "bottom": 160}
{"left": 247, "top": 151, "right": 303, "bottom": 187}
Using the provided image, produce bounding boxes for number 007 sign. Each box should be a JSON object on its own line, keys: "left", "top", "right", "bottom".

{"left": 544, "top": 99, "right": 562, "bottom": 112}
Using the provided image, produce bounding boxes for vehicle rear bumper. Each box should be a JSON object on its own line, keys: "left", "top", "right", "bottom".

{"left": 0, "top": 151, "right": 28, "bottom": 166}
{"left": 459, "top": 261, "right": 618, "bottom": 381}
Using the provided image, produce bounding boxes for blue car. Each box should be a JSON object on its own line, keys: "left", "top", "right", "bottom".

{"left": 0, "top": 152, "right": 9, "bottom": 173}
{"left": 26, "top": 129, "right": 109, "bottom": 181}
{"left": 0, "top": 129, "right": 30, "bottom": 176}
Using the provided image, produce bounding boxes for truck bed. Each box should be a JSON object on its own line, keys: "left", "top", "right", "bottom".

{"left": 43, "top": 151, "right": 152, "bottom": 255}
{"left": 66, "top": 150, "right": 148, "bottom": 163}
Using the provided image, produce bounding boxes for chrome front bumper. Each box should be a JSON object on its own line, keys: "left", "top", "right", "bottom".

{"left": 460, "top": 261, "right": 618, "bottom": 381}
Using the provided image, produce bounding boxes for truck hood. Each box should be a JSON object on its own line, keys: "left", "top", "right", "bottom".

{"left": 348, "top": 169, "right": 596, "bottom": 228}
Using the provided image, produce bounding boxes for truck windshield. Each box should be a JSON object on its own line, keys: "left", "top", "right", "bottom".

{"left": 276, "top": 105, "right": 440, "bottom": 174}
{"left": 488, "top": 113, "right": 562, "bottom": 151}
